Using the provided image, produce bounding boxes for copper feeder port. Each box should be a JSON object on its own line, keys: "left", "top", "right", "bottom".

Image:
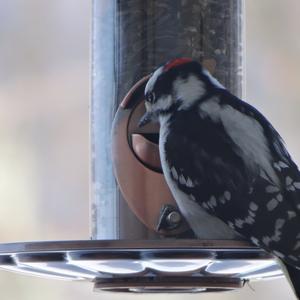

{"left": 131, "top": 134, "right": 162, "bottom": 171}
{"left": 111, "top": 76, "right": 189, "bottom": 235}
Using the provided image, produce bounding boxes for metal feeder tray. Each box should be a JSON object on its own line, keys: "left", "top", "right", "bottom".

{"left": 0, "top": 239, "right": 283, "bottom": 293}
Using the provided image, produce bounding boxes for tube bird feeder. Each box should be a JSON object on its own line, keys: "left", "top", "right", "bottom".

{"left": 0, "top": 0, "right": 284, "bottom": 294}
{"left": 91, "top": 0, "right": 245, "bottom": 240}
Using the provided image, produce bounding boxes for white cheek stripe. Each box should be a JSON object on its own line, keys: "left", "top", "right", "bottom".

{"left": 154, "top": 95, "right": 173, "bottom": 111}
{"left": 174, "top": 75, "right": 206, "bottom": 110}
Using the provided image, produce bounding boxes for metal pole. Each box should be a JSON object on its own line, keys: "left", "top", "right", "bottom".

{"left": 91, "top": 0, "right": 244, "bottom": 240}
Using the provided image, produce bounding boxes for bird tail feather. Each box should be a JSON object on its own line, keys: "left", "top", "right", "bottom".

{"left": 280, "top": 261, "right": 300, "bottom": 299}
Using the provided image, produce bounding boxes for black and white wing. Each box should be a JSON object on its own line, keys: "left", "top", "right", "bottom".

{"left": 163, "top": 91, "right": 300, "bottom": 268}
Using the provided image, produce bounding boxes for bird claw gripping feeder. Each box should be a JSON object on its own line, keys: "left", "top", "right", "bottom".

{"left": 0, "top": 0, "right": 283, "bottom": 294}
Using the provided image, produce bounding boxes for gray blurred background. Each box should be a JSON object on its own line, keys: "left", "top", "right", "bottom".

{"left": 0, "top": 0, "right": 299, "bottom": 299}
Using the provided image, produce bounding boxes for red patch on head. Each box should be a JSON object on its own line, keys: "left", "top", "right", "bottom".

{"left": 163, "top": 58, "right": 193, "bottom": 72}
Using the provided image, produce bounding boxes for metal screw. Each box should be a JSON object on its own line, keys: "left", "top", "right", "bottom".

{"left": 156, "top": 204, "right": 183, "bottom": 231}
{"left": 166, "top": 211, "right": 182, "bottom": 226}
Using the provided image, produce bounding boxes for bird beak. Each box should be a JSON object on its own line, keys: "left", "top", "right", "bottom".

{"left": 138, "top": 111, "right": 154, "bottom": 127}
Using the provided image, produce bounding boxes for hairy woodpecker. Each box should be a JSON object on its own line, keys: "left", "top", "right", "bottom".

{"left": 139, "top": 58, "right": 300, "bottom": 298}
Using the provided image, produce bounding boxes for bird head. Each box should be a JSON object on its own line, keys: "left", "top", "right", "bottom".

{"left": 139, "top": 58, "right": 224, "bottom": 127}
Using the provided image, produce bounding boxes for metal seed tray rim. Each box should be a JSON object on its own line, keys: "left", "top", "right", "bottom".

{"left": 0, "top": 239, "right": 283, "bottom": 293}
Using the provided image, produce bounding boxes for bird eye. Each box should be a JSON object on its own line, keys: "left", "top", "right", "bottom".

{"left": 146, "top": 92, "right": 155, "bottom": 103}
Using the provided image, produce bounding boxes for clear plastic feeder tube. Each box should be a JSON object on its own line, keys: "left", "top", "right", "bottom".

{"left": 91, "top": 0, "right": 244, "bottom": 240}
